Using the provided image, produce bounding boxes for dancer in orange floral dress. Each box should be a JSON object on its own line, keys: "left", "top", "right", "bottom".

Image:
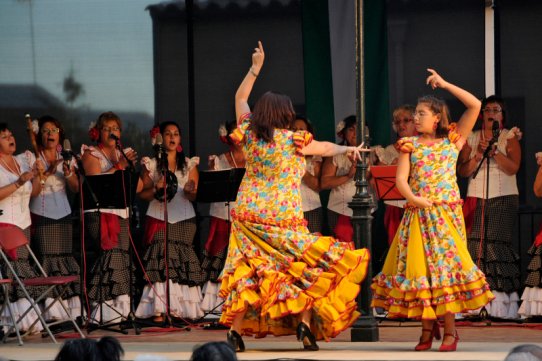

{"left": 219, "top": 41, "right": 370, "bottom": 352}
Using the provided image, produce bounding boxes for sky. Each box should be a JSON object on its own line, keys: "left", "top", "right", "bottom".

{"left": 0, "top": 0, "right": 156, "bottom": 116}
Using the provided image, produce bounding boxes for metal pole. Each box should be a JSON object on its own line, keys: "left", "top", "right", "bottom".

{"left": 350, "top": 0, "right": 379, "bottom": 342}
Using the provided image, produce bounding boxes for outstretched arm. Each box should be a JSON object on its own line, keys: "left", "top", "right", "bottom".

{"left": 426, "top": 68, "right": 481, "bottom": 140}
{"left": 300, "top": 139, "right": 367, "bottom": 160}
{"left": 235, "top": 41, "right": 265, "bottom": 123}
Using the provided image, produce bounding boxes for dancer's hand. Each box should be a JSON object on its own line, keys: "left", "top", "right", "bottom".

{"left": 426, "top": 68, "right": 449, "bottom": 90}
{"left": 346, "top": 142, "right": 369, "bottom": 161}
{"left": 251, "top": 41, "right": 265, "bottom": 75}
{"left": 411, "top": 196, "right": 433, "bottom": 208}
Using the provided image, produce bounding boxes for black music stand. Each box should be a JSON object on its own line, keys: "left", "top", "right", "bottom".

{"left": 370, "top": 165, "right": 403, "bottom": 201}
{"left": 82, "top": 170, "right": 140, "bottom": 334}
{"left": 195, "top": 168, "right": 245, "bottom": 327}
{"left": 196, "top": 168, "right": 246, "bottom": 204}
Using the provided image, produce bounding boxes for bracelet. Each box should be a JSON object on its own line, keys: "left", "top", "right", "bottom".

{"left": 249, "top": 67, "right": 259, "bottom": 77}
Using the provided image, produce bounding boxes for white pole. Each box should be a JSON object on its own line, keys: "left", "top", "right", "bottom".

{"left": 485, "top": 2, "right": 495, "bottom": 97}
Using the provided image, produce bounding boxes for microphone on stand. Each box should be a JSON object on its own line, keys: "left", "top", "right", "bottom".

{"left": 154, "top": 133, "right": 163, "bottom": 161}
{"left": 109, "top": 133, "right": 120, "bottom": 145}
{"left": 61, "top": 139, "right": 74, "bottom": 169}
{"left": 492, "top": 120, "right": 500, "bottom": 140}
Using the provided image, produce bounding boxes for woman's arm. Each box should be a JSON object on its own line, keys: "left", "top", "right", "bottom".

{"left": 535, "top": 160, "right": 542, "bottom": 198}
{"left": 426, "top": 68, "right": 481, "bottom": 140}
{"left": 235, "top": 41, "right": 265, "bottom": 122}
{"left": 137, "top": 169, "right": 156, "bottom": 202}
{"left": 396, "top": 152, "right": 432, "bottom": 208}
{"left": 457, "top": 142, "right": 480, "bottom": 177}
{"left": 492, "top": 136, "right": 521, "bottom": 176}
{"left": 320, "top": 156, "right": 354, "bottom": 190}
{"left": 183, "top": 166, "right": 199, "bottom": 202}
{"left": 302, "top": 159, "right": 321, "bottom": 192}
{"left": 0, "top": 173, "right": 31, "bottom": 201}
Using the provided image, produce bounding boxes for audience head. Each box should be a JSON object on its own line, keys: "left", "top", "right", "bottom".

{"left": 481, "top": 95, "right": 506, "bottom": 129}
{"left": 336, "top": 115, "right": 357, "bottom": 146}
{"left": 54, "top": 336, "right": 124, "bottom": 361}
{"left": 190, "top": 341, "right": 238, "bottom": 361}
{"left": 416, "top": 95, "right": 451, "bottom": 138}
{"left": 392, "top": 105, "right": 416, "bottom": 138}
{"left": 251, "top": 91, "right": 296, "bottom": 142}
{"left": 505, "top": 344, "right": 542, "bottom": 361}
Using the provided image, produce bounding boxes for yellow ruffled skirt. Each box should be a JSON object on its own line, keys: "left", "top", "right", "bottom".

{"left": 219, "top": 220, "right": 369, "bottom": 340}
{"left": 371, "top": 203, "right": 494, "bottom": 319}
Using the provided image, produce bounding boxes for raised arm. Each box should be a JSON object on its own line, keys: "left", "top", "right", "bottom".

{"left": 535, "top": 154, "right": 542, "bottom": 197}
{"left": 235, "top": 41, "right": 265, "bottom": 123}
{"left": 426, "top": 68, "right": 481, "bottom": 140}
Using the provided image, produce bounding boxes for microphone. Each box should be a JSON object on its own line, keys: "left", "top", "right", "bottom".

{"left": 109, "top": 133, "right": 120, "bottom": 142}
{"left": 492, "top": 120, "right": 500, "bottom": 140}
{"left": 154, "top": 133, "right": 163, "bottom": 160}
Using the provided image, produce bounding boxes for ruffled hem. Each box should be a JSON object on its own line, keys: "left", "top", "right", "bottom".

{"left": 0, "top": 298, "right": 44, "bottom": 334}
{"left": 201, "top": 281, "right": 224, "bottom": 312}
{"left": 135, "top": 282, "right": 204, "bottom": 320}
{"left": 519, "top": 287, "right": 542, "bottom": 316}
{"left": 43, "top": 296, "right": 83, "bottom": 321}
{"left": 371, "top": 276, "right": 495, "bottom": 319}
{"left": 89, "top": 295, "right": 131, "bottom": 324}
{"left": 218, "top": 232, "right": 369, "bottom": 340}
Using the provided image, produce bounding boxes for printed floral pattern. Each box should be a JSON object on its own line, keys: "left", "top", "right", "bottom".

{"left": 219, "top": 114, "right": 370, "bottom": 339}
{"left": 371, "top": 127, "right": 494, "bottom": 319}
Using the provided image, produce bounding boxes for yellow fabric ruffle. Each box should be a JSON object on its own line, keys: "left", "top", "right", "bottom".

{"left": 219, "top": 221, "right": 370, "bottom": 340}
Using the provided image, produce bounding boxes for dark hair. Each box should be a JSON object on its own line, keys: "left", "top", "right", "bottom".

{"left": 337, "top": 115, "right": 356, "bottom": 145}
{"left": 159, "top": 121, "right": 187, "bottom": 173}
{"left": 482, "top": 94, "right": 507, "bottom": 125}
{"left": 250, "top": 91, "right": 295, "bottom": 142}
{"left": 54, "top": 336, "right": 124, "bottom": 361}
{"left": 222, "top": 119, "right": 238, "bottom": 146}
{"left": 190, "top": 342, "right": 238, "bottom": 361}
{"left": 417, "top": 95, "right": 451, "bottom": 138}
{"left": 37, "top": 115, "right": 65, "bottom": 147}
{"left": 294, "top": 114, "right": 315, "bottom": 135}
{"left": 96, "top": 111, "right": 122, "bottom": 131}
{"left": 0, "top": 123, "right": 9, "bottom": 133}
{"left": 505, "top": 344, "right": 542, "bottom": 361}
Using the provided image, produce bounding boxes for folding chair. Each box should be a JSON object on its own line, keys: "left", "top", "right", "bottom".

{"left": 0, "top": 275, "right": 22, "bottom": 345}
{"left": 0, "top": 225, "right": 85, "bottom": 343}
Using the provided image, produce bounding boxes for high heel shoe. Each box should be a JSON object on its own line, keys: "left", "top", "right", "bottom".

{"left": 296, "top": 322, "right": 319, "bottom": 351}
{"left": 227, "top": 330, "right": 245, "bottom": 352}
{"left": 438, "top": 330, "right": 459, "bottom": 352}
{"left": 414, "top": 322, "right": 441, "bottom": 351}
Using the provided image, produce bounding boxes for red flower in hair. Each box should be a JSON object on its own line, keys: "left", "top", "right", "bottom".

{"left": 88, "top": 127, "right": 100, "bottom": 142}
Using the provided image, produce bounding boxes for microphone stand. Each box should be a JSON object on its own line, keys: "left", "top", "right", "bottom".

{"left": 471, "top": 131, "right": 499, "bottom": 321}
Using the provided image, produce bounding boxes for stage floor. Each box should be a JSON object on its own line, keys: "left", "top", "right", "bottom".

{"left": 1, "top": 319, "right": 542, "bottom": 361}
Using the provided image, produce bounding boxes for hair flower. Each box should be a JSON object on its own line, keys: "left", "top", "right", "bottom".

{"left": 31, "top": 119, "right": 39, "bottom": 135}
{"left": 218, "top": 124, "right": 229, "bottom": 144}
{"left": 335, "top": 120, "right": 345, "bottom": 135}
{"left": 87, "top": 120, "right": 99, "bottom": 142}
{"left": 149, "top": 125, "right": 160, "bottom": 145}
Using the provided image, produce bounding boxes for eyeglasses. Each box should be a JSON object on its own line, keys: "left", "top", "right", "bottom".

{"left": 41, "top": 128, "right": 60, "bottom": 135}
{"left": 101, "top": 126, "right": 121, "bottom": 132}
{"left": 393, "top": 118, "right": 414, "bottom": 126}
{"left": 483, "top": 108, "right": 502, "bottom": 114}
{"left": 413, "top": 111, "right": 434, "bottom": 118}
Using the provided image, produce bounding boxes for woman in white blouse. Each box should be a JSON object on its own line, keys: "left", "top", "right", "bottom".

{"left": 30, "top": 115, "right": 80, "bottom": 321}
{"left": 0, "top": 122, "right": 44, "bottom": 332}
{"left": 135, "top": 121, "right": 204, "bottom": 322}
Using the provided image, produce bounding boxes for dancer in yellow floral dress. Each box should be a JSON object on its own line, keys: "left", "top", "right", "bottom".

{"left": 219, "top": 41, "right": 370, "bottom": 352}
{"left": 371, "top": 69, "right": 494, "bottom": 352}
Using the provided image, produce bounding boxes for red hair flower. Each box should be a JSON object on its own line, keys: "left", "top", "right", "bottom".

{"left": 149, "top": 125, "right": 160, "bottom": 145}
{"left": 88, "top": 127, "right": 99, "bottom": 142}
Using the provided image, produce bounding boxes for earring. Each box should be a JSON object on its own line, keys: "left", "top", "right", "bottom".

{"left": 176, "top": 145, "right": 183, "bottom": 153}
{"left": 433, "top": 122, "right": 438, "bottom": 130}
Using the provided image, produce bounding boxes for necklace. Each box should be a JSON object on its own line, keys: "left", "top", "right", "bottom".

{"left": 98, "top": 144, "right": 118, "bottom": 168}
{"left": 0, "top": 155, "right": 22, "bottom": 177}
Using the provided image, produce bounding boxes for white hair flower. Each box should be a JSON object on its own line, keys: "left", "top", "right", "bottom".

{"left": 335, "top": 120, "right": 345, "bottom": 135}
{"left": 88, "top": 120, "right": 97, "bottom": 130}
{"left": 31, "top": 119, "right": 39, "bottom": 135}
{"left": 218, "top": 124, "right": 228, "bottom": 137}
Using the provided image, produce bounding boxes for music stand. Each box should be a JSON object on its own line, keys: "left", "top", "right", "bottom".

{"left": 196, "top": 168, "right": 246, "bottom": 204}
{"left": 81, "top": 170, "right": 140, "bottom": 334}
{"left": 370, "top": 165, "right": 403, "bottom": 201}
{"left": 195, "top": 168, "right": 245, "bottom": 326}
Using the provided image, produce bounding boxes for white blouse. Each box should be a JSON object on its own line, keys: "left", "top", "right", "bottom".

{"left": 300, "top": 156, "right": 322, "bottom": 212}
{"left": 80, "top": 144, "right": 134, "bottom": 219}
{"left": 29, "top": 151, "right": 74, "bottom": 219}
{"left": 142, "top": 156, "right": 199, "bottom": 223}
{"left": 0, "top": 151, "right": 34, "bottom": 229}
{"left": 327, "top": 153, "right": 356, "bottom": 217}
{"left": 465, "top": 129, "right": 519, "bottom": 199}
